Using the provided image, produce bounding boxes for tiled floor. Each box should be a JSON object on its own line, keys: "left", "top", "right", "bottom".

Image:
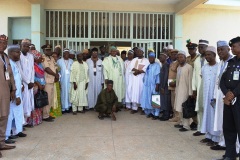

{"left": 1, "top": 110, "right": 224, "bottom": 160}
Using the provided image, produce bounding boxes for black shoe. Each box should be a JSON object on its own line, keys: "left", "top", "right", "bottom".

{"left": 43, "top": 117, "right": 54, "bottom": 122}
{"left": 130, "top": 110, "right": 138, "bottom": 114}
{"left": 16, "top": 132, "right": 27, "bottom": 137}
{"left": 9, "top": 135, "right": 18, "bottom": 139}
{"left": 24, "top": 124, "right": 33, "bottom": 128}
{"left": 159, "top": 116, "right": 169, "bottom": 121}
{"left": 140, "top": 110, "right": 145, "bottom": 115}
{"left": 193, "top": 131, "right": 205, "bottom": 136}
{"left": 73, "top": 112, "right": 77, "bottom": 115}
{"left": 5, "top": 139, "right": 15, "bottom": 144}
{"left": 210, "top": 145, "right": 226, "bottom": 150}
{"left": 200, "top": 138, "right": 212, "bottom": 143}
{"left": 49, "top": 116, "right": 55, "bottom": 120}
{"left": 98, "top": 115, "right": 104, "bottom": 120}
{"left": 146, "top": 114, "right": 153, "bottom": 118}
{"left": 190, "top": 122, "right": 197, "bottom": 131}
{"left": 62, "top": 111, "right": 66, "bottom": 114}
{"left": 174, "top": 124, "right": 183, "bottom": 128}
{"left": 152, "top": 116, "right": 158, "bottom": 120}
{"left": 179, "top": 128, "right": 189, "bottom": 132}
{"left": 66, "top": 110, "right": 71, "bottom": 113}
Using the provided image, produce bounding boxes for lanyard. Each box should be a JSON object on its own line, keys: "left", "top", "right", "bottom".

{"left": 0, "top": 55, "right": 7, "bottom": 71}
{"left": 64, "top": 60, "right": 69, "bottom": 69}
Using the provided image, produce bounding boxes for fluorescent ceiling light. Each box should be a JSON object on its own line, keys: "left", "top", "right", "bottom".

{"left": 204, "top": 0, "right": 240, "bottom": 6}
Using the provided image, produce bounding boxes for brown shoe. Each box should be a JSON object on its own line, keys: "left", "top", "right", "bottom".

{"left": 0, "top": 144, "right": 16, "bottom": 150}
{"left": 193, "top": 131, "right": 205, "bottom": 136}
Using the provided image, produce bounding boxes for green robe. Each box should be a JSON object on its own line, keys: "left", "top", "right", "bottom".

{"left": 102, "top": 55, "right": 125, "bottom": 102}
{"left": 95, "top": 89, "right": 118, "bottom": 114}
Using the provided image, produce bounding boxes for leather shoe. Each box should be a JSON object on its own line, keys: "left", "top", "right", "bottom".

{"left": 43, "top": 117, "right": 54, "bottom": 122}
{"left": 16, "top": 132, "right": 27, "bottom": 138}
{"left": 9, "top": 135, "right": 18, "bottom": 139}
{"left": 200, "top": 138, "right": 212, "bottom": 143}
{"left": 210, "top": 145, "right": 226, "bottom": 150}
{"left": 5, "top": 139, "right": 15, "bottom": 144}
{"left": 130, "top": 110, "right": 138, "bottom": 114}
{"left": 174, "top": 124, "right": 183, "bottom": 128}
{"left": 159, "top": 117, "right": 169, "bottom": 121}
{"left": 179, "top": 128, "right": 189, "bottom": 132}
{"left": 193, "top": 131, "right": 205, "bottom": 136}
{"left": 0, "top": 144, "right": 16, "bottom": 150}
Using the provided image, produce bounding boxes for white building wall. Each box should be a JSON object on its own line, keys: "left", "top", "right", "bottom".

{"left": 182, "top": 7, "right": 240, "bottom": 51}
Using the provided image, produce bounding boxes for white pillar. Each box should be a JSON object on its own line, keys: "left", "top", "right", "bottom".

{"left": 31, "top": 4, "right": 45, "bottom": 51}
{"left": 174, "top": 14, "right": 183, "bottom": 50}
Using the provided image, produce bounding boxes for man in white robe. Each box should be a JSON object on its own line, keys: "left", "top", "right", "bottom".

{"left": 126, "top": 48, "right": 150, "bottom": 114}
{"left": 70, "top": 53, "right": 89, "bottom": 114}
{"left": 212, "top": 41, "right": 240, "bottom": 153}
{"left": 125, "top": 50, "right": 134, "bottom": 110}
{"left": 192, "top": 39, "right": 208, "bottom": 136}
{"left": 200, "top": 46, "right": 220, "bottom": 146}
{"left": 5, "top": 45, "right": 26, "bottom": 144}
{"left": 57, "top": 49, "right": 73, "bottom": 113}
{"left": 86, "top": 48, "right": 104, "bottom": 109}
{"left": 17, "top": 39, "right": 35, "bottom": 124}
{"left": 102, "top": 46, "right": 125, "bottom": 103}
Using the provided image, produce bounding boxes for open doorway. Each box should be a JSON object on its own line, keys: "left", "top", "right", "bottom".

{"left": 90, "top": 41, "right": 132, "bottom": 53}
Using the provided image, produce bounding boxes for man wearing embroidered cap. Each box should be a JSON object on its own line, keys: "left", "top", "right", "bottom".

{"left": 173, "top": 51, "right": 193, "bottom": 132}
{"left": 212, "top": 41, "right": 236, "bottom": 151}
{"left": 126, "top": 48, "right": 149, "bottom": 114}
{"left": 102, "top": 46, "right": 125, "bottom": 106}
{"left": 17, "top": 39, "right": 35, "bottom": 126}
{"left": 192, "top": 39, "right": 209, "bottom": 136}
{"left": 0, "top": 35, "right": 16, "bottom": 156}
{"left": 57, "top": 48, "right": 73, "bottom": 113}
{"left": 70, "top": 52, "right": 89, "bottom": 114}
{"left": 200, "top": 46, "right": 221, "bottom": 146}
{"left": 220, "top": 36, "right": 240, "bottom": 159}
{"left": 41, "top": 44, "right": 59, "bottom": 122}
{"left": 69, "top": 49, "right": 76, "bottom": 61}
{"left": 141, "top": 52, "right": 160, "bottom": 119}
{"left": 125, "top": 50, "right": 134, "bottom": 110}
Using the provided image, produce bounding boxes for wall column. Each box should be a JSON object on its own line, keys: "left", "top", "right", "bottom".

{"left": 31, "top": 3, "right": 45, "bottom": 51}
{"left": 174, "top": 14, "right": 183, "bottom": 50}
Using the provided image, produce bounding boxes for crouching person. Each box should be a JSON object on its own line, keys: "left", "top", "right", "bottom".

{"left": 95, "top": 80, "right": 118, "bottom": 121}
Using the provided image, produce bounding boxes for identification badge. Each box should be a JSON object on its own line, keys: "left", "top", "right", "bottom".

{"left": 66, "top": 69, "right": 70, "bottom": 74}
{"left": 5, "top": 71, "right": 10, "bottom": 80}
{"left": 93, "top": 68, "right": 97, "bottom": 72}
{"left": 233, "top": 71, "right": 239, "bottom": 80}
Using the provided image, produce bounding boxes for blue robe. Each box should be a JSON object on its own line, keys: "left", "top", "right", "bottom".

{"left": 6, "top": 60, "right": 24, "bottom": 138}
{"left": 57, "top": 58, "right": 73, "bottom": 111}
{"left": 141, "top": 62, "right": 160, "bottom": 116}
{"left": 201, "top": 63, "right": 220, "bottom": 142}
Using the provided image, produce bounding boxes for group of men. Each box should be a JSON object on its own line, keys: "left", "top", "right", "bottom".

{"left": 162, "top": 38, "right": 240, "bottom": 160}
{"left": 0, "top": 33, "right": 240, "bottom": 160}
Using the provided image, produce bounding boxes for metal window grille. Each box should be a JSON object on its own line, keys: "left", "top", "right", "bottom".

{"left": 46, "top": 10, "right": 174, "bottom": 56}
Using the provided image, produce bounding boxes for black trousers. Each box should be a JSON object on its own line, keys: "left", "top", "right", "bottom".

{"left": 223, "top": 104, "right": 240, "bottom": 158}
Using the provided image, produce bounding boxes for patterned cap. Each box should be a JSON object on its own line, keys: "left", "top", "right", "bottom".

{"left": 0, "top": 34, "right": 8, "bottom": 41}
{"left": 206, "top": 46, "right": 216, "bottom": 55}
